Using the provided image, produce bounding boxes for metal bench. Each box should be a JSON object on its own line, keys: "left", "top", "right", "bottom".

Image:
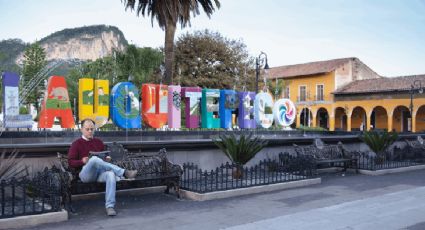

{"left": 393, "top": 137, "right": 425, "bottom": 162}
{"left": 294, "top": 143, "right": 358, "bottom": 173}
{"left": 57, "top": 142, "right": 182, "bottom": 211}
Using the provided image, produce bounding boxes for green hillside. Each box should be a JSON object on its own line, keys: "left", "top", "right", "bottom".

{"left": 0, "top": 39, "right": 27, "bottom": 72}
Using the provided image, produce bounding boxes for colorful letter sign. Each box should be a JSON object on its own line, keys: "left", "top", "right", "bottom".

{"left": 4, "top": 75, "right": 299, "bottom": 130}
{"left": 168, "top": 85, "right": 181, "bottom": 129}
{"left": 238, "top": 91, "right": 256, "bottom": 129}
{"left": 219, "top": 90, "right": 238, "bottom": 129}
{"left": 141, "top": 84, "right": 168, "bottom": 128}
{"left": 110, "top": 82, "right": 141, "bottom": 129}
{"left": 201, "top": 89, "right": 220, "bottom": 128}
{"left": 273, "top": 98, "right": 296, "bottom": 127}
{"left": 254, "top": 92, "right": 274, "bottom": 129}
{"left": 182, "top": 87, "right": 202, "bottom": 128}
{"left": 1, "top": 72, "right": 33, "bottom": 128}
{"left": 38, "top": 76, "right": 75, "bottom": 128}
{"left": 79, "top": 78, "right": 109, "bottom": 127}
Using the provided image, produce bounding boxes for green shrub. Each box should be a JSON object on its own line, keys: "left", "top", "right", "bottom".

{"left": 19, "top": 106, "right": 29, "bottom": 114}
{"left": 214, "top": 132, "right": 268, "bottom": 165}
{"left": 360, "top": 130, "right": 398, "bottom": 158}
{"left": 298, "top": 125, "right": 327, "bottom": 131}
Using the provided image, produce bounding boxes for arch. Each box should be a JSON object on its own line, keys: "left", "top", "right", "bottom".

{"left": 415, "top": 105, "right": 425, "bottom": 132}
{"left": 351, "top": 106, "right": 367, "bottom": 131}
{"left": 392, "top": 105, "right": 410, "bottom": 132}
{"left": 370, "top": 106, "right": 388, "bottom": 130}
{"left": 300, "top": 108, "right": 313, "bottom": 127}
{"left": 316, "top": 107, "right": 329, "bottom": 129}
{"left": 334, "top": 107, "right": 347, "bottom": 131}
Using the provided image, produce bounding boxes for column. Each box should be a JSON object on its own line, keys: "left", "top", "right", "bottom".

{"left": 296, "top": 113, "right": 301, "bottom": 128}
{"left": 347, "top": 115, "right": 352, "bottom": 132}
{"left": 311, "top": 115, "right": 317, "bottom": 128}
{"left": 366, "top": 117, "right": 371, "bottom": 131}
{"left": 412, "top": 115, "right": 417, "bottom": 133}
{"left": 329, "top": 115, "right": 335, "bottom": 131}
{"left": 387, "top": 115, "right": 393, "bottom": 132}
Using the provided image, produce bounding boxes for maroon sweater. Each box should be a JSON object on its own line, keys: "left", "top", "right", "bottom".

{"left": 68, "top": 137, "right": 105, "bottom": 171}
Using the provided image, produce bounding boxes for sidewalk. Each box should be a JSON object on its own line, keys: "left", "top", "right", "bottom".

{"left": 26, "top": 169, "right": 425, "bottom": 230}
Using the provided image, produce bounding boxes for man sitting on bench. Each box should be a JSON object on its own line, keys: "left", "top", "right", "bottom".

{"left": 68, "top": 118, "right": 137, "bottom": 216}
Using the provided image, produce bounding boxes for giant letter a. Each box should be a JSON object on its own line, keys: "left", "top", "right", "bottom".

{"left": 38, "top": 76, "right": 75, "bottom": 128}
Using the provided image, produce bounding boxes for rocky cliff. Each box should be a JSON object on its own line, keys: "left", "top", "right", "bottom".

{"left": 14, "top": 25, "right": 128, "bottom": 64}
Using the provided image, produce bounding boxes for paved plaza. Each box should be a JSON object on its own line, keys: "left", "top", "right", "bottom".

{"left": 25, "top": 169, "right": 425, "bottom": 230}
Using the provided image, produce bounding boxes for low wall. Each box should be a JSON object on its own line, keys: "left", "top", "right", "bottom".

{"left": 2, "top": 131, "right": 421, "bottom": 173}
{"left": 166, "top": 141, "right": 375, "bottom": 170}
{"left": 19, "top": 141, "right": 376, "bottom": 174}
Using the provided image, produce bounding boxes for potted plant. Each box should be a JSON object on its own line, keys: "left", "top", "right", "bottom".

{"left": 214, "top": 132, "right": 268, "bottom": 178}
{"left": 360, "top": 130, "right": 398, "bottom": 164}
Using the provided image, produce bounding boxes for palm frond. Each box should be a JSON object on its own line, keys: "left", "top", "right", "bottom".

{"left": 0, "top": 150, "right": 28, "bottom": 181}
{"left": 214, "top": 132, "right": 268, "bottom": 165}
{"left": 360, "top": 130, "right": 398, "bottom": 155}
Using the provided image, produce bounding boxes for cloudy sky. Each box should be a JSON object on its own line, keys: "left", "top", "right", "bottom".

{"left": 1, "top": 0, "right": 424, "bottom": 77}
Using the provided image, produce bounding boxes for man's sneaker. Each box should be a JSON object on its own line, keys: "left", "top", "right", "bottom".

{"left": 124, "top": 170, "right": 137, "bottom": 179}
{"left": 106, "top": 207, "right": 116, "bottom": 216}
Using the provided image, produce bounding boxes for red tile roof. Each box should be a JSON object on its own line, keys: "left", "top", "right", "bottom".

{"left": 334, "top": 75, "right": 425, "bottom": 94}
{"left": 267, "top": 57, "right": 356, "bottom": 79}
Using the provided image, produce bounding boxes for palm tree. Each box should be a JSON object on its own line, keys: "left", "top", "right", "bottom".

{"left": 360, "top": 130, "right": 398, "bottom": 163}
{"left": 121, "top": 0, "right": 221, "bottom": 85}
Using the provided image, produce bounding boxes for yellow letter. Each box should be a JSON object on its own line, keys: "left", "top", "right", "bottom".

{"left": 78, "top": 78, "right": 109, "bottom": 127}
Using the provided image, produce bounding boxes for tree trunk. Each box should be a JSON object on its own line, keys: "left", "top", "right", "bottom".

{"left": 164, "top": 23, "right": 176, "bottom": 85}
{"left": 232, "top": 164, "right": 244, "bottom": 179}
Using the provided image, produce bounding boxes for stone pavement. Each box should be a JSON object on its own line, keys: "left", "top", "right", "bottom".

{"left": 26, "top": 169, "right": 425, "bottom": 230}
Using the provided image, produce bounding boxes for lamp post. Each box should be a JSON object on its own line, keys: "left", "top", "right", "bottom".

{"left": 255, "top": 52, "right": 270, "bottom": 94}
{"left": 409, "top": 80, "right": 423, "bottom": 132}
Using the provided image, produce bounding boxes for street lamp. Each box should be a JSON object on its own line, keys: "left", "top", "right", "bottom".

{"left": 255, "top": 52, "right": 270, "bottom": 94}
{"left": 409, "top": 79, "right": 423, "bottom": 132}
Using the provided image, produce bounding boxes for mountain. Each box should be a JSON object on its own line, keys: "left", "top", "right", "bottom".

{"left": 36, "top": 25, "right": 128, "bottom": 61}
{"left": 0, "top": 25, "right": 129, "bottom": 70}
{"left": 0, "top": 39, "right": 27, "bottom": 72}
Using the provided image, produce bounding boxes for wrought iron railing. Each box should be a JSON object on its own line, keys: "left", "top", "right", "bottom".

{"left": 0, "top": 167, "right": 62, "bottom": 219}
{"left": 181, "top": 153, "right": 315, "bottom": 193}
{"left": 353, "top": 152, "right": 424, "bottom": 171}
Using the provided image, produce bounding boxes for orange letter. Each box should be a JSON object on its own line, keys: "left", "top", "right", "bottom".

{"left": 38, "top": 76, "right": 75, "bottom": 128}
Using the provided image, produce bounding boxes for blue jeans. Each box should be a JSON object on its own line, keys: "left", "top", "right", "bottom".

{"left": 79, "top": 156, "right": 125, "bottom": 208}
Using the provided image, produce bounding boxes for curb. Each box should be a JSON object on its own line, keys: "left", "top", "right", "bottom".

{"left": 181, "top": 178, "right": 321, "bottom": 201}
{"left": 72, "top": 186, "right": 167, "bottom": 200}
{"left": 0, "top": 210, "right": 68, "bottom": 230}
{"left": 359, "top": 164, "right": 425, "bottom": 175}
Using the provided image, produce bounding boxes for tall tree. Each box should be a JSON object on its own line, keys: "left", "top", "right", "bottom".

{"left": 121, "top": 0, "right": 221, "bottom": 84}
{"left": 21, "top": 42, "right": 47, "bottom": 110}
{"left": 174, "top": 30, "right": 254, "bottom": 89}
{"left": 115, "top": 45, "right": 163, "bottom": 86}
{"left": 81, "top": 56, "right": 116, "bottom": 81}
{"left": 66, "top": 45, "right": 163, "bottom": 100}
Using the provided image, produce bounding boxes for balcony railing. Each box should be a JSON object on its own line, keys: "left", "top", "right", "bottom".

{"left": 296, "top": 95, "right": 333, "bottom": 104}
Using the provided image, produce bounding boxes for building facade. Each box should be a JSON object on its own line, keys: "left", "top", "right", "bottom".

{"left": 268, "top": 57, "right": 425, "bottom": 132}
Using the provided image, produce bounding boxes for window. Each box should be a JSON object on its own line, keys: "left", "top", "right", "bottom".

{"left": 299, "top": 86, "right": 306, "bottom": 101}
{"left": 316, "top": 84, "right": 324, "bottom": 101}
{"left": 285, "top": 86, "right": 290, "bottom": 98}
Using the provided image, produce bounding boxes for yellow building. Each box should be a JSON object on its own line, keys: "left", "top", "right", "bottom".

{"left": 268, "top": 57, "right": 425, "bottom": 132}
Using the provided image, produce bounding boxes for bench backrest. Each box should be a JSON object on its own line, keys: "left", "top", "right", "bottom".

{"left": 57, "top": 142, "right": 127, "bottom": 172}
{"left": 58, "top": 144, "right": 182, "bottom": 180}
{"left": 294, "top": 144, "right": 345, "bottom": 160}
{"left": 119, "top": 148, "right": 182, "bottom": 177}
{"left": 106, "top": 142, "right": 129, "bottom": 161}
{"left": 405, "top": 139, "right": 423, "bottom": 149}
